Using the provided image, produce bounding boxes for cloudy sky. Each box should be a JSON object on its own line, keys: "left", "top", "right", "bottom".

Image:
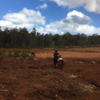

{"left": 0, "top": 0, "right": 100, "bottom": 35}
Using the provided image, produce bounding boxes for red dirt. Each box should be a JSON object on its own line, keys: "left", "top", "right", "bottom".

{"left": 0, "top": 47, "right": 100, "bottom": 100}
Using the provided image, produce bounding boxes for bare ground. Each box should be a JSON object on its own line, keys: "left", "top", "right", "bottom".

{"left": 0, "top": 47, "right": 100, "bottom": 100}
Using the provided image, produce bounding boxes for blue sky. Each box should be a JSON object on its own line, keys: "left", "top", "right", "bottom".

{"left": 0, "top": 0, "right": 100, "bottom": 35}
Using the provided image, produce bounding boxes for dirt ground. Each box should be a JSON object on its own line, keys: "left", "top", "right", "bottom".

{"left": 0, "top": 47, "right": 100, "bottom": 100}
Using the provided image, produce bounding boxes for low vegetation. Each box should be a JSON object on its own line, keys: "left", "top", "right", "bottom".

{"left": 0, "top": 50, "right": 3, "bottom": 55}
{"left": 0, "top": 50, "right": 5, "bottom": 56}
{"left": 21, "top": 50, "right": 29, "bottom": 58}
{"left": 0, "top": 49, "right": 30, "bottom": 58}
{"left": 8, "top": 50, "right": 12, "bottom": 57}
{"left": 14, "top": 50, "right": 20, "bottom": 57}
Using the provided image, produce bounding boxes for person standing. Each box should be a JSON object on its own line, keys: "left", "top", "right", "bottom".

{"left": 53, "top": 50, "right": 59, "bottom": 68}
{"left": 31, "top": 49, "right": 35, "bottom": 56}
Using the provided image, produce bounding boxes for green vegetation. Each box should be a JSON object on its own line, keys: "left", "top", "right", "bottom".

{"left": 8, "top": 50, "right": 12, "bottom": 57}
{"left": 0, "top": 27, "right": 100, "bottom": 48}
{"left": 0, "top": 50, "right": 5, "bottom": 56}
{"left": 14, "top": 50, "right": 20, "bottom": 57}
{"left": 21, "top": 50, "right": 29, "bottom": 58}
{"left": 7, "top": 49, "right": 29, "bottom": 58}
{"left": 0, "top": 50, "right": 3, "bottom": 55}
{"left": 0, "top": 49, "right": 30, "bottom": 58}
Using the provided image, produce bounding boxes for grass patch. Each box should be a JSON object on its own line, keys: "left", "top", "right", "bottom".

{"left": 21, "top": 50, "right": 29, "bottom": 58}
{"left": 8, "top": 50, "right": 13, "bottom": 57}
{"left": 0, "top": 50, "right": 5, "bottom": 56}
{"left": 0, "top": 50, "right": 3, "bottom": 55}
{"left": 14, "top": 50, "right": 20, "bottom": 57}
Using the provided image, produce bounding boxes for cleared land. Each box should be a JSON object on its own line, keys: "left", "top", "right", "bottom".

{"left": 0, "top": 47, "right": 100, "bottom": 100}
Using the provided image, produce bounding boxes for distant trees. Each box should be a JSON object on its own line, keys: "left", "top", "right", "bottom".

{"left": 0, "top": 27, "right": 100, "bottom": 48}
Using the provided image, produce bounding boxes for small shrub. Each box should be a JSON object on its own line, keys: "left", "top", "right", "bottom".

{"left": 14, "top": 50, "right": 20, "bottom": 57}
{"left": 8, "top": 50, "right": 12, "bottom": 57}
{"left": 0, "top": 50, "right": 3, "bottom": 55}
{"left": 21, "top": 50, "right": 29, "bottom": 58}
{"left": 0, "top": 50, "right": 5, "bottom": 56}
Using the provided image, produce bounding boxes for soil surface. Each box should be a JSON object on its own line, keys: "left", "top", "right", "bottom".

{"left": 0, "top": 47, "right": 100, "bottom": 100}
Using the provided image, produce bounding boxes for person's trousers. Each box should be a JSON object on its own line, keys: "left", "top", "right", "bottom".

{"left": 54, "top": 59, "right": 57, "bottom": 67}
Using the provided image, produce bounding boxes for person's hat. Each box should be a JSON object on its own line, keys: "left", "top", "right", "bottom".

{"left": 55, "top": 50, "right": 57, "bottom": 52}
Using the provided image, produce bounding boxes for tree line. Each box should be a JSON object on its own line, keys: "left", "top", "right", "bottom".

{"left": 0, "top": 27, "right": 100, "bottom": 48}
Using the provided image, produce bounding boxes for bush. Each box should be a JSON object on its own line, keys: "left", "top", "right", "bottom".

{"left": 0, "top": 50, "right": 3, "bottom": 55}
{"left": 8, "top": 50, "right": 12, "bottom": 57}
{"left": 21, "top": 50, "right": 29, "bottom": 58}
{"left": 14, "top": 50, "right": 20, "bottom": 57}
{"left": 0, "top": 50, "right": 5, "bottom": 56}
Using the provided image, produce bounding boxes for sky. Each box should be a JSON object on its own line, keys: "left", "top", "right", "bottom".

{"left": 0, "top": 0, "right": 100, "bottom": 35}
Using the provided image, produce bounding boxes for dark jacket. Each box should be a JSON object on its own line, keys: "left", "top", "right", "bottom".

{"left": 54, "top": 52, "right": 59, "bottom": 59}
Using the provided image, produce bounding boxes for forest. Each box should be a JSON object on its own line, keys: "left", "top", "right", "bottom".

{"left": 0, "top": 27, "right": 100, "bottom": 48}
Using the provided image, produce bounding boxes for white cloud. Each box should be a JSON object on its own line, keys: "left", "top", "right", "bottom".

{"left": 49, "top": 0, "right": 100, "bottom": 13}
{"left": 63, "top": 10, "right": 93, "bottom": 25}
{"left": 3, "top": 13, "right": 29, "bottom": 24}
{"left": 0, "top": 20, "right": 15, "bottom": 29}
{"left": 20, "top": 8, "right": 45, "bottom": 25}
{"left": 0, "top": 8, "right": 100, "bottom": 35}
{"left": 36, "top": 26, "right": 47, "bottom": 34}
{"left": 43, "top": 10, "right": 100, "bottom": 35}
{"left": 36, "top": 3, "right": 48, "bottom": 9}
{"left": 0, "top": 8, "right": 45, "bottom": 30}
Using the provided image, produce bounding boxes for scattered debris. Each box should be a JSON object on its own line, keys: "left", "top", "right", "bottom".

{"left": 79, "top": 83, "right": 99, "bottom": 93}
{"left": 68, "top": 74, "right": 77, "bottom": 78}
